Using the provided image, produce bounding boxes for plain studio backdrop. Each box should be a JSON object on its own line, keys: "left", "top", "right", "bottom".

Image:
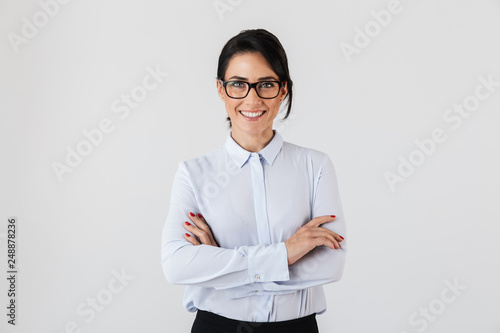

{"left": 1, "top": 0, "right": 499, "bottom": 332}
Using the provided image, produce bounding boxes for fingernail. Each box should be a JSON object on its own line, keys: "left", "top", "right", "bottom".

{"left": 330, "top": 215, "right": 336, "bottom": 218}
{"left": 189, "top": 212, "right": 195, "bottom": 217}
{"left": 185, "top": 233, "right": 190, "bottom": 237}
{"left": 185, "top": 221, "right": 191, "bottom": 226}
{"left": 340, "top": 236, "right": 344, "bottom": 240}
{"left": 197, "top": 213, "right": 203, "bottom": 218}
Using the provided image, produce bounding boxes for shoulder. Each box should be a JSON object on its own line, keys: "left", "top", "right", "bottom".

{"left": 178, "top": 145, "right": 226, "bottom": 175}
{"left": 281, "top": 139, "right": 339, "bottom": 185}
{"left": 281, "top": 139, "right": 330, "bottom": 166}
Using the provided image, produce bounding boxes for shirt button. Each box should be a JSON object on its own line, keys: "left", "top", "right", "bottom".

{"left": 255, "top": 275, "right": 260, "bottom": 280}
{"left": 254, "top": 290, "right": 258, "bottom": 293}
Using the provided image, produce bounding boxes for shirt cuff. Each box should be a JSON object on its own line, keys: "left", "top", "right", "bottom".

{"left": 246, "top": 242, "right": 290, "bottom": 283}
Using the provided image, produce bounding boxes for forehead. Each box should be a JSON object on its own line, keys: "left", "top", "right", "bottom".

{"left": 225, "top": 52, "right": 278, "bottom": 80}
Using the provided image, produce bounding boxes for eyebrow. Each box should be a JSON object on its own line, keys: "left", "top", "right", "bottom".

{"left": 227, "top": 75, "right": 279, "bottom": 81}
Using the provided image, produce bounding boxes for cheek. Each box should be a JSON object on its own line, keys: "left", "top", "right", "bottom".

{"left": 225, "top": 100, "right": 241, "bottom": 113}
{"left": 267, "top": 101, "right": 281, "bottom": 113}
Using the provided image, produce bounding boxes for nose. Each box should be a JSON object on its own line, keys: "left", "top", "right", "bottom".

{"left": 245, "top": 85, "right": 262, "bottom": 104}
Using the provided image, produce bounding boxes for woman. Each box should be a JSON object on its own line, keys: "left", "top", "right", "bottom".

{"left": 162, "top": 29, "right": 347, "bottom": 333}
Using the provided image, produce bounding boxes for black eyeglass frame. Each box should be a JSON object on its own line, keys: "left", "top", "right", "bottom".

{"left": 219, "top": 80, "right": 284, "bottom": 99}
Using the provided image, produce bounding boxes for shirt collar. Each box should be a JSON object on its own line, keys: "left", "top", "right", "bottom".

{"left": 224, "top": 130, "right": 283, "bottom": 168}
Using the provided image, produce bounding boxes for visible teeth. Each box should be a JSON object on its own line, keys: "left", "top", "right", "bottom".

{"left": 240, "top": 111, "right": 264, "bottom": 118}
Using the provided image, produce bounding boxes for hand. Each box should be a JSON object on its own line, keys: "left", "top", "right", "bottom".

{"left": 284, "top": 215, "right": 344, "bottom": 265}
{"left": 184, "top": 212, "right": 219, "bottom": 247}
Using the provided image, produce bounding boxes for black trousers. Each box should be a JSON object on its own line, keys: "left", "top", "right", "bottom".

{"left": 191, "top": 310, "right": 319, "bottom": 333}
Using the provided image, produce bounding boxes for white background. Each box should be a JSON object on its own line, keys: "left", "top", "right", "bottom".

{"left": 1, "top": 0, "right": 500, "bottom": 332}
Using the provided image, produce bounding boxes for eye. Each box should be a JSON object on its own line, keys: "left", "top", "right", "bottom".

{"left": 228, "top": 81, "right": 246, "bottom": 88}
{"left": 259, "top": 81, "right": 276, "bottom": 89}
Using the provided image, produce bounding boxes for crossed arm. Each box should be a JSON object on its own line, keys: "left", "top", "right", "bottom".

{"left": 161, "top": 155, "right": 347, "bottom": 295}
{"left": 184, "top": 212, "right": 344, "bottom": 265}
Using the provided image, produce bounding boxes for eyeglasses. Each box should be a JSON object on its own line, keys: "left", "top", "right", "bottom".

{"left": 220, "top": 80, "right": 283, "bottom": 99}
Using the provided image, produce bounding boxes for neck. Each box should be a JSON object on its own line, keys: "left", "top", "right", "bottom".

{"left": 231, "top": 128, "right": 275, "bottom": 152}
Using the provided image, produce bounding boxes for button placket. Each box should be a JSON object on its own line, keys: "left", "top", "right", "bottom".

{"left": 249, "top": 152, "right": 273, "bottom": 320}
{"left": 249, "top": 153, "right": 271, "bottom": 244}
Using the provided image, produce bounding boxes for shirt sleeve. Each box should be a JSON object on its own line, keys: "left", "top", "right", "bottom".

{"left": 161, "top": 162, "right": 290, "bottom": 290}
{"left": 222, "top": 153, "right": 347, "bottom": 297}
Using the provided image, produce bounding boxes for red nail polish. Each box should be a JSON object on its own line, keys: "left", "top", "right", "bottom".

{"left": 185, "top": 221, "right": 191, "bottom": 226}
{"left": 330, "top": 215, "right": 336, "bottom": 218}
{"left": 185, "top": 233, "right": 190, "bottom": 237}
{"left": 189, "top": 212, "right": 195, "bottom": 217}
{"left": 340, "top": 236, "right": 344, "bottom": 240}
{"left": 197, "top": 213, "right": 203, "bottom": 218}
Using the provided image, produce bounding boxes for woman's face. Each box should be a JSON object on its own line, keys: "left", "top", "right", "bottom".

{"left": 217, "top": 52, "right": 288, "bottom": 137}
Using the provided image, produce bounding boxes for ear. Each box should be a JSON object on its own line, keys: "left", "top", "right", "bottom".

{"left": 280, "top": 81, "right": 288, "bottom": 101}
{"left": 216, "top": 79, "right": 225, "bottom": 101}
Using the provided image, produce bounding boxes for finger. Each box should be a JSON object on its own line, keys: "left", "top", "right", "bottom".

{"left": 307, "top": 228, "right": 339, "bottom": 245}
{"left": 307, "top": 226, "right": 345, "bottom": 246}
{"left": 188, "top": 212, "right": 211, "bottom": 234}
{"left": 318, "top": 229, "right": 345, "bottom": 243}
{"left": 184, "top": 220, "right": 202, "bottom": 236}
{"left": 296, "top": 228, "right": 336, "bottom": 251}
{"left": 313, "top": 236, "right": 336, "bottom": 250}
{"left": 327, "top": 231, "right": 344, "bottom": 243}
{"left": 307, "top": 215, "right": 336, "bottom": 228}
{"left": 315, "top": 237, "right": 335, "bottom": 249}
{"left": 189, "top": 213, "right": 217, "bottom": 245}
{"left": 184, "top": 233, "right": 200, "bottom": 245}
{"left": 196, "top": 213, "right": 217, "bottom": 244}
{"left": 185, "top": 221, "right": 212, "bottom": 245}
{"left": 322, "top": 233, "right": 342, "bottom": 249}
{"left": 316, "top": 232, "right": 342, "bottom": 250}
{"left": 317, "top": 235, "right": 340, "bottom": 249}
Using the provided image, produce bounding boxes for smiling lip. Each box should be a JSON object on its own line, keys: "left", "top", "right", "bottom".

{"left": 239, "top": 110, "right": 266, "bottom": 120}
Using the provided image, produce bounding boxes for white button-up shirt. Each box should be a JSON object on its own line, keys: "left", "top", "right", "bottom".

{"left": 161, "top": 130, "right": 347, "bottom": 322}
